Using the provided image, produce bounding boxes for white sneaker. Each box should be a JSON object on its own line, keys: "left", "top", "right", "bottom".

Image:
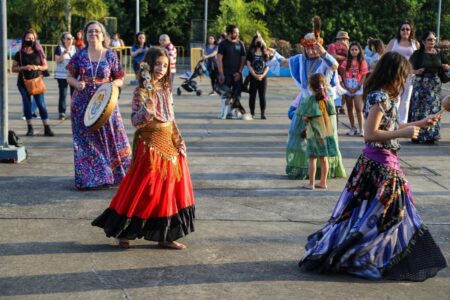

{"left": 359, "top": 129, "right": 364, "bottom": 137}
{"left": 346, "top": 128, "right": 357, "bottom": 136}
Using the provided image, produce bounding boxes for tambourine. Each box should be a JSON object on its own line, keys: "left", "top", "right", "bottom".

{"left": 84, "top": 83, "right": 119, "bottom": 130}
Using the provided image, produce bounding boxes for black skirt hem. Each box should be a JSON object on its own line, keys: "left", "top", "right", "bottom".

{"left": 92, "top": 205, "right": 195, "bottom": 242}
{"left": 299, "top": 224, "right": 447, "bottom": 281}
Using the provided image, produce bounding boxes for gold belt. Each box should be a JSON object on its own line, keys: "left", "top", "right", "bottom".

{"left": 132, "top": 122, "right": 181, "bottom": 181}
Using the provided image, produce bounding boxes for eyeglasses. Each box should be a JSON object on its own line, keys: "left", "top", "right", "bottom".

{"left": 400, "top": 28, "right": 411, "bottom": 32}
{"left": 426, "top": 38, "right": 436, "bottom": 42}
{"left": 87, "top": 29, "right": 102, "bottom": 34}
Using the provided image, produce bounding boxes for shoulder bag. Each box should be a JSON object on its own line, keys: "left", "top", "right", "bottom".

{"left": 20, "top": 51, "right": 46, "bottom": 95}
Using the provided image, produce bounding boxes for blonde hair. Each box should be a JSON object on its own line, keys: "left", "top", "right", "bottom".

{"left": 83, "top": 20, "right": 110, "bottom": 48}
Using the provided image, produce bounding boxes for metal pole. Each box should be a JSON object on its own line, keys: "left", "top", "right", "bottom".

{"left": 204, "top": 0, "right": 208, "bottom": 44}
{"left": 203, "top": 0, "right": 208, "bottom": 45}
{"left": 436, "top": 0, "right": 441, "bottom": 42}
{"left": 0, "top": 0, "right": 26, "bottom": 162}
{"left": 0, "top": 0, "right": 8, "bottom": 147}
{"left": 136, "top": 0, "right": 140, "bottom": 33}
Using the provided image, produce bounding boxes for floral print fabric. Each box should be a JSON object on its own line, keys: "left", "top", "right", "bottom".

{"left": 67, "top": 49, "right": 131, "bottom": 189}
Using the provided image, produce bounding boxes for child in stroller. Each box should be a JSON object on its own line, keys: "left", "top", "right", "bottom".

{"left": 177, "top": 59, "right": 207, "bottom": 96}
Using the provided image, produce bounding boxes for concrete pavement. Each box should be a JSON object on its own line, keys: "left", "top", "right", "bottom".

{"left": 0, "top": 74, "right": 449, "bottom": 299}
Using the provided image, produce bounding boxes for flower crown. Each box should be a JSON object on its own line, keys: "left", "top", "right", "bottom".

{"left": 300, "top": 38, "right": 318, "bottom": 48}
{"left": 139, "top": 62, "right": 153, "bottom": 90}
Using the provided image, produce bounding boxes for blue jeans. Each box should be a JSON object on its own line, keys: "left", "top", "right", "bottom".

{"left": 57, "top": 78, "right": 74, "bottom": 114}
{"left": 18, "top": 83, "right": 48, "bottom": 121}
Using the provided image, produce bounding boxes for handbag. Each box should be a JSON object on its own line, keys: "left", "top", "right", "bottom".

{"left": 20, "top": 50, "right": 46, "bottom": 95}
{"left": 23, "top": 76, "right": 46, "bottom": 95}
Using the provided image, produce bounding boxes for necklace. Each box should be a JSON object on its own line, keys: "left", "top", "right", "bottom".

{"left": 88, "top": 48, "right": 103, "bottom": 88}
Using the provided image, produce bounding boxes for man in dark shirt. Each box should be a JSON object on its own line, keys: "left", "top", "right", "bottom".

{"left": 217, "top": 24, "right": 246, "bottom": 117}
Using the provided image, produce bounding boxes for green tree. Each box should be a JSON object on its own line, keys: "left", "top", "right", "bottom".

{"left": 211, "top": 0, "right": 270, "bottom": 44}
{"left": 7, "top": 0, "right": 108, "bottom": 43}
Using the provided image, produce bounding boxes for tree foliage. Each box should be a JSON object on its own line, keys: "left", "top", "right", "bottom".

{"left": 7, "top": 0, "right": 108, "bottom": 43}
{"left": 5, "top": 0, "right": 450, "bottom": 49}
{"left": 210, "top": 0, "right": 270, "bottom": 44}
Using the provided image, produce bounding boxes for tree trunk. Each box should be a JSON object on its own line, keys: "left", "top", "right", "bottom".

{"left": 65, "top": 0, "right": 71, "bottom": 33}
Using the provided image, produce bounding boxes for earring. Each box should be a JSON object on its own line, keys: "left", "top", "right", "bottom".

{"left": 140, "top": 62, "right": 153, "bottom": 90}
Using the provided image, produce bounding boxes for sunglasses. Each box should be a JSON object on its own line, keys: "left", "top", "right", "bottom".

{"left": 400, "top": 28, "right": 411, "bottom": 32}
{"left": 87, "top": 29, "right": 102, "bottom": 34}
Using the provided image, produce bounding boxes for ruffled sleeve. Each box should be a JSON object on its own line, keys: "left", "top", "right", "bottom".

{"left": 66, "top": 51, "right": 80, "bottom": 79}
{"left": 131, "top": 88, "right": 155, "bottom": 128}
{"left": 364, "top": 90, "right": 389, "bottom": 116}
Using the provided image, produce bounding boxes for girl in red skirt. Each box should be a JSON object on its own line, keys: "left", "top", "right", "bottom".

{"left": 92, "top": 47, "right": 195, "bottom": 250}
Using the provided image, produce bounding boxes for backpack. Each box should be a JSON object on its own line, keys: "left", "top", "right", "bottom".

{"left": 8, "top": 130, "right": 23, "bottom": 147}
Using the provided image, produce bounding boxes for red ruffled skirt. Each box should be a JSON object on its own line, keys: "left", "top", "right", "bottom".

{"left": 92, "top": 123, "right": 195, "bottom": 242}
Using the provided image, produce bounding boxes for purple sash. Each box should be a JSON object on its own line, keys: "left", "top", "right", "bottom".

{"left": 363, "top": 146, "right": 401, "bottom": 171}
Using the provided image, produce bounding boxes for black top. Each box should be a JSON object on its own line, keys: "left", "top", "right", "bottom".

{"left": 218, "top": 39, "right": 246, "bottom": 75}
{"left": 246, "top": 51, "right": 268, "bottom": 75}
{"left": 409, "top": 50, "right": 448, "bottom": 75}
{"left": 13, "top": 50, "right": 43, "bottom": 84}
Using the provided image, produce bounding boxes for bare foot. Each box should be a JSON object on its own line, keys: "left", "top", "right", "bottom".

{"left": 302, "top": 184, "right": 315, "bottom": 190}
{"left": 158, "top": 241, "right": 187, "bottom": 250}
{"left": 314, "top": 184, "right": 327, "bottom": 189}
{"left": 115, "top": 238, "right": 130, "bottom": 249}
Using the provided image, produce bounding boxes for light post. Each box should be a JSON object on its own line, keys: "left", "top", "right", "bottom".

{"left": 136, "top": 0, "right": 140, "bottom": 33}
{"left": 0, "top": 0, "right": 26, "bottom": 162}
{"left": 204, "top": 0, "right": 208, "bottom": 45}
{"left": 436, "top": 0, "right": 442, "bottom": 42}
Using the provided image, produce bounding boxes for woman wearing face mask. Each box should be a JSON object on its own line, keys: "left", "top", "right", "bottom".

{"left": 246, "top": 33, "right": 270, "bottom": 119}
{"left": 408, "top": 31, "right": 450, "bottom": 144}
{"left": 12, "top": 29, "right": 54, "bottom": 137}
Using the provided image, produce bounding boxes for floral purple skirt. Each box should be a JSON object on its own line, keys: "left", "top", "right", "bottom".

{"left": 408, "top": 74, "right": 442, "bottom": 143}
{"left": 71, "top": 87, "right": 132, "bottom": 189}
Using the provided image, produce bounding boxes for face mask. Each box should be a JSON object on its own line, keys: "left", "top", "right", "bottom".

{"left": 23, "top": 40, "right": 34, "bottom": 47}
{"left": 255, "top": 41, "right": 262, "bottom": 48}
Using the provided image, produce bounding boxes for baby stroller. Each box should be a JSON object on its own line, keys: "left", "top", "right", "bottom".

{"left": 177, "top": 59, "right": 207, "bottom": 96}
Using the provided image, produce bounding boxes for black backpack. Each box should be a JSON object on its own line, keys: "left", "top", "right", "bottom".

{"left": 8, "top": 130, "right": 23, "bottom": 147}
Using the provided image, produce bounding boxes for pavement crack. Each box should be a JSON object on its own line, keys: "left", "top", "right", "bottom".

{"left": 90, "top": 255, "right": 132, "bottom": 299}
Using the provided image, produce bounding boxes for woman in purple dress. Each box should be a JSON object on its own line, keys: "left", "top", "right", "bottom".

{"left": 66, "top": 20, "right": 131, "bottom": 190}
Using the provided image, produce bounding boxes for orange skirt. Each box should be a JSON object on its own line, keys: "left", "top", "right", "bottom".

{"left": 92, "top": 124, "right": 195, "bottom": 242}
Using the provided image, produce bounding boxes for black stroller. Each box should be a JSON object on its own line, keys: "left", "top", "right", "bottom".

{"left": 176, "top": 59, "right": 207, "bottom": 96}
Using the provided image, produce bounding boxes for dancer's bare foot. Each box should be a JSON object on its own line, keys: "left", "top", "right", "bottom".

{"left": 158, "top": 241, "right": 187, "bottom": 250}
{"left": 115, "top": 238, "right": 130, "bottom": 249}
{"left": 314, "top": 184, "right": 327, "bottom": 189}
{"left": 302, "top": 184, "right": 315, "bottom": 190}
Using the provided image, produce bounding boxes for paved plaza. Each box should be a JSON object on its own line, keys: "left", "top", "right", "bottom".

{"left": 0, "top": 74, "right": 449, "bottom": 299}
